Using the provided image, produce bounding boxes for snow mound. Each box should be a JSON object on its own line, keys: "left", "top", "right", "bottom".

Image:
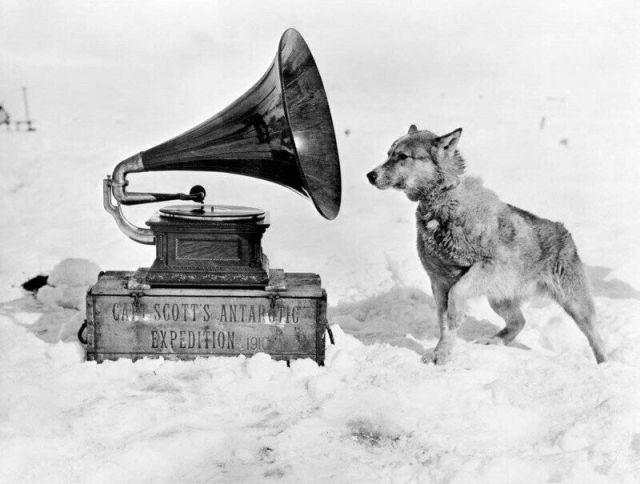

{"left": 1, "top": 258, "right": 100, "bottom": 344}
{"left": 37, "top": 258, "right": 100, "bottom": 311}
{"left": 48, "top": 258, "right": 101, "bottom": 288}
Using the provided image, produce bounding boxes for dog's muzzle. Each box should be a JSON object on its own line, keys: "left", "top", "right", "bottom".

{"left": 366, "top": 170, "right": 378, "bottom": 185}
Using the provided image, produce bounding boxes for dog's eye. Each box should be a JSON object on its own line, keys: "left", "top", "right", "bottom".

{"left": 397, "top": 153, "right": 409, "bottom": 160}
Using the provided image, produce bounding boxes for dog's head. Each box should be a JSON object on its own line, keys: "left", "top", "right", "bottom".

{"left": 366, "top": 125, "right": 465, "bottom": 201}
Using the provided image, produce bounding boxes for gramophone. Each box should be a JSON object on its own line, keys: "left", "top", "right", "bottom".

{"left": 83, "top": 29, "right": 340, "bottom": 364}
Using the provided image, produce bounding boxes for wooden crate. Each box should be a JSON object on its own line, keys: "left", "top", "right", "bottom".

{"left": 85, "top": 271, "right": 327, "bottom": 364}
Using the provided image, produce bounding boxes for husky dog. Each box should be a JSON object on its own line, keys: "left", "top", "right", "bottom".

{"left": 366, "top": 125, "right": 606, "bottom": 365}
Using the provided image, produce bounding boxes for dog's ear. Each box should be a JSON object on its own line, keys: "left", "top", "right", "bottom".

{"left": 408, "top": 124, "right": 418, "bottom": 135}
{"left": 434, "top": 128, "right": 462, "bottom": 154}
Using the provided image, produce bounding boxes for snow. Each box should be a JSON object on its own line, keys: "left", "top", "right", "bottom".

{"left": 3, "top": 268, "right": 640, "bottom": 482}
{"left": 37, "top": 259, "right": 100, "bottom": 312}
{"left": 2, "top": 312, "right": 640, "bottom": 483}
{"left": 2, "top": 1, "right": 640, "bottom": 482}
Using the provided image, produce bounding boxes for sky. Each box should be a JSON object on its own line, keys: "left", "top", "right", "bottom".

{"left": 3, "top": 0, "right": 638, "bottom": 145}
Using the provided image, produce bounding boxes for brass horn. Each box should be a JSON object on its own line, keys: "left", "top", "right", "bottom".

{"left": 104, "top": 28, "right": 341, "bottom": 244}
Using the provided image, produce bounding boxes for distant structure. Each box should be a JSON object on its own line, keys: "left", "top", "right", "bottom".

{"left": 0, "top": 104, "right": 10, "bottom": 130}
{"left": 14, "top": 86, "right": 36, "bottom": 132}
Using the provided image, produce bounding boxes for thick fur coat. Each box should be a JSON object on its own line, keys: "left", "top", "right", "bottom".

{"left": 367, "top": 125, "right": 606, "bottom": 365}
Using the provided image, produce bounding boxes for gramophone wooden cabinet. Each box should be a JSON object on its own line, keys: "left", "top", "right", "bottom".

{"left": 142, "top": 211, "right": 270, "bottom": 288}
{"left": 85, "top": 271, "right": 328, "bottom": 364}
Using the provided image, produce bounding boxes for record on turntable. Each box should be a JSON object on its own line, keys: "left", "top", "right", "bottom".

{"left": 160, "top": 204, "right": 265, "bottom": 222}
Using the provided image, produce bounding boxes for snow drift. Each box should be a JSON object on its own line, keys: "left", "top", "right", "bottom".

{"left": 1, "top": 259, "right": 640, "bottom": 483}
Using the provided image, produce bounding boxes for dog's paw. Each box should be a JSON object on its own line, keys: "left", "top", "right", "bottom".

{"left": 421, "top": 346, "right": 451, "bottom": 365}
{"left": 473, "top": 335, "right": 505, "bottom": 346}
{"left": 433, "top": 345, "right": 452, "bottom": 365}
{"left": 421, "top": 349, "right": 436, "bottom": 364}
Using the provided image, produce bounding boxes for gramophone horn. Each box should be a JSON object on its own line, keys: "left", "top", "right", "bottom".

{"left": 105, "top": 28, "right": 341, "bottom": 244}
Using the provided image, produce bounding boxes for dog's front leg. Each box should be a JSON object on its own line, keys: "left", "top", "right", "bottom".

{"left": 422, "top": 281, "right": 455, "bottom": 365}
{"left": 430, "top": 265, "right": 483, "bottom": 364}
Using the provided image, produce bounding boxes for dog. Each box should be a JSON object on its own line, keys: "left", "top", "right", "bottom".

{"left": 367, "top": 125, "right": 607, "bottom": 365}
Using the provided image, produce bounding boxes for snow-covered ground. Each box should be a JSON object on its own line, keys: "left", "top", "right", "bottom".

{"left": 2, "top": 270, "right": 640, "bottom": 483}
{"left": 2, "top": 1, "right": 640, "bottom": 482}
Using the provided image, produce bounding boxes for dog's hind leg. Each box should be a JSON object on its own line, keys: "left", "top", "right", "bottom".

{"left": 446, "top": 264, "right": 485, "bottom": 330}
{"left": 480, "top": 298, "right": 526, "bottom": 345}
{"left": 555, "top": 285, "right": 607, "bottom": 364}
{"left": 548, "top": 258, "right": 607, "bottom": 363}
{"left": 558, "top": 293, "right": 606, "bottom": 363}
{"left": 422, "top": 280, "right": 456, "bottom": 365}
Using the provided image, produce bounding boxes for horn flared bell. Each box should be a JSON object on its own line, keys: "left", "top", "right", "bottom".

{"left": 105, "top": 28, "right": 341, "bottom": 244}
{"left": 142, "top": 29, "right": 341, "bottom": 220}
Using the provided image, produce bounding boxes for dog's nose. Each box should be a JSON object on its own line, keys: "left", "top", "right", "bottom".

{"left": 366, "top": 171, "right": 378, "bottom": 184}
